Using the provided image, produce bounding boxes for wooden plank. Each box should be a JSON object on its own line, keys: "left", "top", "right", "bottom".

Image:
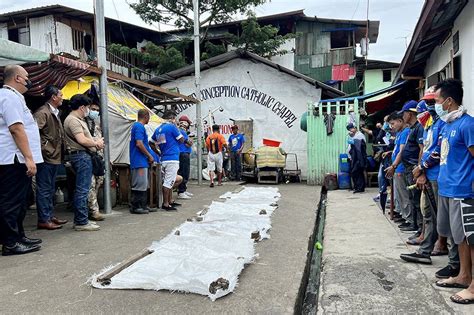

{"left": 96, "top": 248, "right": 154, "bottom": 286}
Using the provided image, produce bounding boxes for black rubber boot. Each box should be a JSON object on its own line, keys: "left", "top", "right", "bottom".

{"left": 130, "top": 190, "right": 148, "bottom": 214}
{"left": 140, "top": 191, "right": 157, "bottom": 212}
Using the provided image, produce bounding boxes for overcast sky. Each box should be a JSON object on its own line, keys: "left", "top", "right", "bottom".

{"left": 0, "top": 0, "right": 424, "bottom": 62}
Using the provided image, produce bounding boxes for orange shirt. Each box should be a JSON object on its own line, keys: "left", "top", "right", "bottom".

{"left": 206, "top": 132, "right": 226, "bottom": 154}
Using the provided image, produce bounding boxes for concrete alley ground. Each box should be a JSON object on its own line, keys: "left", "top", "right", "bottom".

{"left": 0, "top": 182, "right": 319, "bottom": 314}
{"left": 318, "top": 188, "right": 473, "bottom": 314}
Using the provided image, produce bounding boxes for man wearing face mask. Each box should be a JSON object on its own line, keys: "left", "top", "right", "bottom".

{"left": 85, "top": 103, "right": 105, "bottom": 221}
{"left": 34, "top": 85, "right": 68, "bottom": 230}
{"left": 63, "top": 94, "right": 104, "bottom": 231}
{"left": 0, "top": 65, "right": 43, "bottom": 255}
{"left": 400, "top": 89, "right": 450, "bottom": 265}
{"left": 432, "top": 79, "right": 474, "bottom": 305}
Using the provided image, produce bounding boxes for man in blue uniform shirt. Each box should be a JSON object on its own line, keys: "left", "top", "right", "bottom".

{"left": 432, "top": 79, "right": 474, "bottom": 305}
{"left": 151, "top": 110, "right": 184, "bottom": 211}
{"left": 228, "top": 125, "right": 245, "bottom": 181}
{"left": 129, "top": 109, "right": 158, "bottom": 214}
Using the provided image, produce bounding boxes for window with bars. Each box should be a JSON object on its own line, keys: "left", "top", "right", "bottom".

{"left": 72, "top": 28, "right": 84, "bottom": 51}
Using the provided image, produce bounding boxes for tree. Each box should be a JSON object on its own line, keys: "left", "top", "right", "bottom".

{"left": 129, "top": 0, "right": 268, "bottom": 38}
{"left": 230, "top": 12, "right": 300, "bottom": 58}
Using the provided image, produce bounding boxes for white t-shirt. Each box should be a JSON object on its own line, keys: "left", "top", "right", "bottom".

{"left": 0, "top": 86, "right": 43, "bottom": 165}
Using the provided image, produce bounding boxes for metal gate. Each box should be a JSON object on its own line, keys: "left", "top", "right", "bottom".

{"left": 306, "top": 99, "right": 359, "bottom": 185}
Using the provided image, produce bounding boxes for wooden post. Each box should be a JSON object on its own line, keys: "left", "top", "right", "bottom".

{"left": 389, "top": 178, "right": 394, "bottom": 220}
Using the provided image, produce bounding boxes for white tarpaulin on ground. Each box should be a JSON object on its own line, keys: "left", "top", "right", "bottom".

{"left": 90, "top": 186, "right": 280, "bottom": 300}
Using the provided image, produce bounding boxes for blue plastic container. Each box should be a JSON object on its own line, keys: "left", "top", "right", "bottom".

{"left": 339, "top": 153, "right": 350, "bottom": 173}
{"left": 338, "top": 172, "right": 351, "bottom": 189}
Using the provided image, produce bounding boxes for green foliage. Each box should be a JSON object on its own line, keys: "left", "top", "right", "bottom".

{"left": 202, "top": 41, "right": 227, "bottom": 60}
{"left": 129, "top": 0, "right": 268, "bottom": 29}
{"left": 107, "top": 41, "right": 186, "bottom": 74}
{"left": 230, "top": 12, "right": 300, "bottom": 58}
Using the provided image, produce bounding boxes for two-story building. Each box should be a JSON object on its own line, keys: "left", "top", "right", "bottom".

{"left": 159, "top": 10, "right": 380, "bottom": 95}
{"left": 0, "top": 4, "right": 163, "bottom": 80}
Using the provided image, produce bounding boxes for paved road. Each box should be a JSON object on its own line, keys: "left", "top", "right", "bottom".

{"left": 0, "top": 182, "right": 319, "bottom": 314}
{"left": 318, "top": 188, "right": 472, "bottom": 314}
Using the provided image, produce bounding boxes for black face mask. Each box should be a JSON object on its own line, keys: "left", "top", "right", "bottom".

{"left": 24, "top": 79, "right": 33, "bottom": 90}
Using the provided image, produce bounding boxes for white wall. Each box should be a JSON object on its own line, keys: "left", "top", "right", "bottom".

{"left": 268, "top": 38, "right": 295, "bottom": 70}
{"left": 424, "top": 1, "right": 474, "bottom": 114}
{"left": 0, "top": 23, "right": 8, "bottom": 39}
{"left": 162, "top": 58, "right": 322, "bottom": 178}
{"left": 29, "top": 15, "right": 77, "bottom": 56}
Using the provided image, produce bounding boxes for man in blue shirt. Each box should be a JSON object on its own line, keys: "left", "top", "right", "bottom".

{"left": 385, "top": 112, "right": 412, "bottom": 227}
{"left": 432, "top": 79, "right": 474, "bottom": 305}
{"left": 177, "top": 115, "right": 193, "bottom": 200}
{"left": 400, "top": 93, "right": 452, "bottom": 266}
{"left": 129, "top": 109, "right": 158, "bottom": 214}
{"left": 228, "top": 125, "right": 245, "bottom": 181}
{"left": 399, "top": 100, "right": 424, "bottom": 233}
{"left": 151, "top": 110, "right": 185, "bottom": 211}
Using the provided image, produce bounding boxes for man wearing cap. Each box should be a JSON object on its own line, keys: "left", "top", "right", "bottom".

{"left": 228, "top": 125, "right": 245, "bottom": 181}
{"left": 177, "top": 115, "right": 193, "bottom": 200}
{"left": 400, "top": 89, "right": 452, "bottom": 265}
{"left": 346, "top": 123, "right": 367, "bottom": 193}
{"left": 393, "top": 100, "right": 424, "bottom": 233}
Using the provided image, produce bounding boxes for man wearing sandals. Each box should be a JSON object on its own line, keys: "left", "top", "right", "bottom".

{"left": 432, "top": 79, "right": 474, "bottom": 305}
{"left": 151, "top": 110, "right": 184, "bottom": 211}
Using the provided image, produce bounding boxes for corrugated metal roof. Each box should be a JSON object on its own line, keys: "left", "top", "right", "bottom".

{"left": 0, "top": 4, "right": 161, "bottom": 36}
{"left": 148, "top": 49, "right": 345, "bottom": 99}
{"left": 395, "top": 0, "right": 468, "bottom": 81}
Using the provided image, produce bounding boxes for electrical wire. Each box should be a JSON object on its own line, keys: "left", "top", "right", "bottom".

{"left": 112, "top": 0, "right": 128, "bottom": 46}
{"left": 351, "top": 0, "right": 362, "bottom": 20}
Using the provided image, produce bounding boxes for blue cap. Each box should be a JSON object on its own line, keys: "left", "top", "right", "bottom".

{"left": 346, "top": 123, "right": 356, "bottom": 131}
{"left": 398, "top": 100, "right": 418, "bottom": 114}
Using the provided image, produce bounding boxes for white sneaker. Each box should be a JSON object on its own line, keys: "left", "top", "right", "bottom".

{"left": 184, "top": 191, "right": 193, "bottom": 197}
{"left": 177, "top": 193, "right": 191, "bottom": 199}
{"left": 74, "top": 222, "right": 100, "bottom": 231}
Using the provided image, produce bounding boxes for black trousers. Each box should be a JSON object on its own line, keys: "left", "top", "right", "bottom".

{"left": 351, "top": 169, "right": 366, "bottom": 192}
{"left": 178, "top": 153, "right": 190, "bottom": 194}
{"left": 0, "top": 162, "right": 31, "bottom": 246}
{"left": 230, "top": 151, "right": 242, "bottom": 180}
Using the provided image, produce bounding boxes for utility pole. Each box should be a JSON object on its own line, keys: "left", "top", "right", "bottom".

{"left": 193, "top": 0, "right": 203, "bottom": 185}
{"left": 94, "top": 0, "right": 112, "bottom": 213}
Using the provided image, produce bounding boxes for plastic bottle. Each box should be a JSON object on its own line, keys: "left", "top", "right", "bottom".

{"left": 55, "top": 187, "right": 64, "bottom": 203}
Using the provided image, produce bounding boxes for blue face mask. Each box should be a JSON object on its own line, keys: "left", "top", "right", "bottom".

{"left": 89, "top": 110, "right": 100, "bottom": 120}
{"left": 383, "top": 122, "right": 390, "bottom": 131}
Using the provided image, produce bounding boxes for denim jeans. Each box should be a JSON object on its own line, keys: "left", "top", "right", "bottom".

{"left": 230, "top": 151, "right": 242, "bottom": 180}
{"left": 36, "top": 162, "right": 60, "bottom": 223}
{"left": 70, "top": 151, "right": 92, "bottom": 225}
{"left": 178, "top": 153, "right": 190, "bottom": 193}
